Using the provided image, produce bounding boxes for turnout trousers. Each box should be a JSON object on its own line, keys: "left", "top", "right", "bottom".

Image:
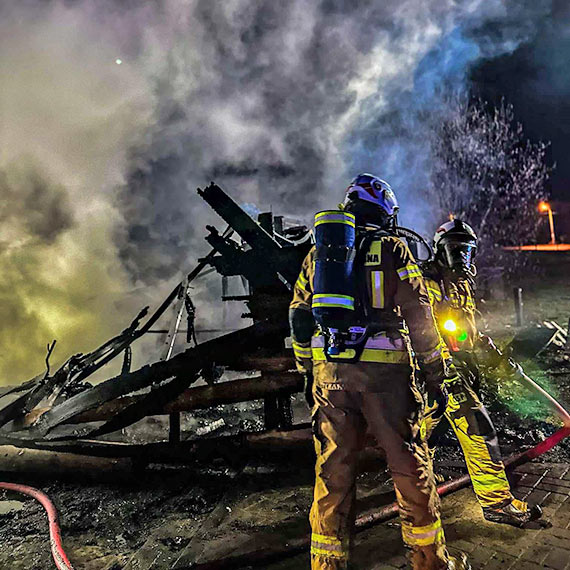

{"left": 310, "top": 360, "right": 448, "bottom": 570}
{"left": 424, "top": 373, "right": 513, "bottom": 508}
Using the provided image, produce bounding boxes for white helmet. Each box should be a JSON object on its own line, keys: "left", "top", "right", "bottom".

{"left": 433, "top": 219, "right": 477, "bottom": 273}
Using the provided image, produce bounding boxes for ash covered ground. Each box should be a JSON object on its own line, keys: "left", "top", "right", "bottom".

{"left": 1, "top": 258, "right": 570, "bottom": 569}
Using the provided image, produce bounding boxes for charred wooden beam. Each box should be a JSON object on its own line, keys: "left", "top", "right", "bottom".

{"left": 0, "top": 445, "right": 132, "bottom": 474}
{"left": 6, "top": 320, "right": 288, "bottom": 441}
{"left": 69, "top": 372, "right": 302, "bottom": 424}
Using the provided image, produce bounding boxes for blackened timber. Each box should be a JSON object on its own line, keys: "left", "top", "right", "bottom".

{"left": 70, "top": 372, "right": 301, "bottom": 423}
{"left": 8, "top": 321, "right": 286, "bottom": 440}
{"left": 198, "top": 183, "right": 281, "bottom": 254}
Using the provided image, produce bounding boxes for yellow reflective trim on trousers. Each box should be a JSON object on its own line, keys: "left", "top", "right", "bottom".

{"left": 310, "top": 533, "right": 349, "bottom": 559}
{"left": 292, "top": 342, "right": 312, "bottom": 359}
{"left": 311, "top": 533, "right": 343, "bottom": 545}
{"left": 401, "top": 519, "right": 442, "bottom": 535}
{"left": 312, "top": 347, "right": 409, "bottom": 363}
{"left": 310, "top": 547, "right": 349, "bottom": 559}
{"left": 402, "top": 529, "right": 445, "bottom": 547}
{"left": 401, "top": 519, "right": 444, "bottom": 546}
{"left": 371, "top": 270, "right": 385, "bottom": 308}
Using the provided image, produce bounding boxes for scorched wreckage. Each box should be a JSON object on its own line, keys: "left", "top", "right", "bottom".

{"left": 0, "top": 182, "right": 314, "bottom": 449}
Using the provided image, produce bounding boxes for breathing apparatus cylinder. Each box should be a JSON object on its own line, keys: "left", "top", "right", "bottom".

{"left": 312, "top": 210, "right": 357, "bottom": 355}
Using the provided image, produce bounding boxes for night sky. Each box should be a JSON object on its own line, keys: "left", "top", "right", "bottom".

{"left": 471, "top": 0, "right": 570, "bottom": 200}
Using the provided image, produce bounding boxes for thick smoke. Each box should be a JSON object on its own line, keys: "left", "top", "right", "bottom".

{"left": 0, "top": 2, "right": 154, "bottom": 382}
{"left": 0, "top": 0, "right": 553, "bottom": 383}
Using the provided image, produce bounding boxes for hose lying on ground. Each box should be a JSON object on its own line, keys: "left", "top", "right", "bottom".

{"left": 0, "top": 482, "right": 74, "bottom": 570}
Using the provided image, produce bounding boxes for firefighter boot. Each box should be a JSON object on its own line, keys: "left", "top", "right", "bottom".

{"left": 410, "top": 545, "right": 470, "bottom": 570}
{"left": 483, "top": 498, "right": 542, "bottom": 527}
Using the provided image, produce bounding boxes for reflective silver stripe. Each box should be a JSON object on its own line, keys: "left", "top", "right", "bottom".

{"left": 310, "top": 533, "right": 349, "bottom": 559}
{"left": 397, "top": 264, "right": 422, "bottom": 280}
{"left": 292, "top": 342, "right": 312, "bottom": 359}
{"left": 371, "top": 270, "right": 384, "bottom": 308}
{"left": 311, "top": 334, "right": 405, "bottom": 351}
{"left": 401, "top": 519, "right": 444, "bottom": 546}
{"left": 312, "top": 294, "right": 355, "bottom": 309}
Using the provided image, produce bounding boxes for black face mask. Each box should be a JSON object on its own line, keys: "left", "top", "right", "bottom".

{"left": 440, "top": 240, "right": 477, "bottom": 274}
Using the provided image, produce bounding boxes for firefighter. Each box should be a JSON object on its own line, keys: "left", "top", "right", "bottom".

{"left": 422, "top": 219, "right": 542, "bottom": 526}
{"left": 289, "top": 174, "right": 469, "bottom": 570}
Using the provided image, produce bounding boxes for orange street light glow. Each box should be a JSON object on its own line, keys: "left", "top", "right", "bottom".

{"left": 538, "top": 201, "right": 556, "bottom": 244}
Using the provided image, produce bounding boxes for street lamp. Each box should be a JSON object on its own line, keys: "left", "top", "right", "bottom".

{"left": 538, "top": 201, "right": 556, "bottom": 244}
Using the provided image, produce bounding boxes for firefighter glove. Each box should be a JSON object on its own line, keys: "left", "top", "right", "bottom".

{"left": 304, "top": 372, "right": 315, "bottom": 409}
{"left": 425, "top": 383, "right": 449, "bottom": 421}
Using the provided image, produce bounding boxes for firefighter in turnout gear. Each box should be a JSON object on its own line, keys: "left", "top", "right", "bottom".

{"left": 423, "top": 219, "right": 542, "bottom": 527}
{"left": 289, "top": 174, "right": 469, "bottom": 570}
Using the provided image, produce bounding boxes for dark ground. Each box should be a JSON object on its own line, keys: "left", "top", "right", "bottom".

{"left": 1, "top": 252, "right": 570, "bottom": 569}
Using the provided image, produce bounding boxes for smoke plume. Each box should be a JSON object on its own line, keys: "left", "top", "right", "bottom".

{"left": 0, "top": 0, "right": 554, "bottom": 383}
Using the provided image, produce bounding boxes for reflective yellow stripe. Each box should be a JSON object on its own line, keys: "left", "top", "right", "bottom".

{"left": 371, "top": 270, "right": 384, "bottom": 308}
{"left": 403, "top": 529, "right": 445, "bottom": 547}
{"left": 292, "top": 341, "right": 312, "bottom": 359}
{"left": 310, "top": 547, "right": 348, "bottom": 559}
{"left": 312, "top": 294, "right": 355, "bottom": 310}
{"left": 312, "top": 303, "right": 355, "bottom": 309}
{"left": 296, "top": 273, "right": 308, "bottom": 291}
{"left": 427, "top": 285, "right": 443, "bottom": 303}
{"left": 310, "top": 533, "right": 349, "bottom": 559}
{"left": 311, "top": 533, "right": 342, "bottom": 545}
{"left": 314, "top": 210, "right": 355, "bottom": 228}
{"left": 312, "top": 347, "right": 409, "bottom": 363}
{"left": 401, "top": 519, "right": 444, "bottom": 547}
{"left": 397, "top": 263, "right": 422, "bottom": 280}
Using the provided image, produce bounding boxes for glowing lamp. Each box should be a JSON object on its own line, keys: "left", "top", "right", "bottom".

{"left": 443, "top": 319, "right": 457, "bottom": 332}
{"left": 538, "top": 201, "right": 550, "bottom": 213}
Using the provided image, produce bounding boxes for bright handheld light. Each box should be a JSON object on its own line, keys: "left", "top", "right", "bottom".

{"left": 443, "top": 319, "right": 457, "bottom": 332}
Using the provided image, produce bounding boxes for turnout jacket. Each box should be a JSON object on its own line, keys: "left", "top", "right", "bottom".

{"left": 423, "top": 270, "right": 477, "bottom": 353}
{"left": 289, "top": 234, "right": 446, "bottom": 382}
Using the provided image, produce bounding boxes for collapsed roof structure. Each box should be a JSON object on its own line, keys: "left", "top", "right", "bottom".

{"left": 0, "top": 183, "right": 313, "bottom": 459}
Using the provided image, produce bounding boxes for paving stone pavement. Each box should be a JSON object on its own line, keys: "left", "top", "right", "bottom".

{"left": 267, "top": 462, "right": 570, "bottom": 570}
{"left": 354, "top": 462, "right": 570, "bottom": 570}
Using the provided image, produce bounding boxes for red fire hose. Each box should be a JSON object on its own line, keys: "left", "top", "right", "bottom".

{"left": 0, "top": 482, "right": 74, "bottom": 570}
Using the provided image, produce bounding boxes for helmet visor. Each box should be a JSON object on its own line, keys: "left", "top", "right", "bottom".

{"left": 441, "top": 240, "right": 477, "bottom": 272}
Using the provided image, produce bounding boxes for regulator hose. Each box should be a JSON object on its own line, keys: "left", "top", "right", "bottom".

{"left": 0, "top": 482, "right": 74, "bottom": 570}
{"left": 394, "top": 226, "right": 434, "bottom": 262}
